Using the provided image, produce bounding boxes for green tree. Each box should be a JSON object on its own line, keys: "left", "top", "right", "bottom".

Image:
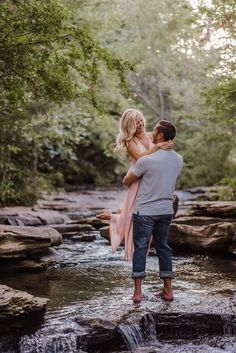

{"left": 0, "top": 0, "right": 132, "bottom": 205}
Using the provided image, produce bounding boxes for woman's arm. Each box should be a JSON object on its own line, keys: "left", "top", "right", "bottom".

{"left": 127, "top": 139, "right": 174, "bottom": 161}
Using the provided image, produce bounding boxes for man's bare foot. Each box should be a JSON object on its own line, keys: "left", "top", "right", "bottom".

{"left": 96, "top": 210, "right": 113, "bottom": 220}
{"left": 132, "top": 294, "right": 142, "bottom": 303}
{"left": 156, "top": 290, "right": 174, "bottom": 301}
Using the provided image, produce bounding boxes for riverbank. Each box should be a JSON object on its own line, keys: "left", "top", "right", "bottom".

{"left": 0, "top": 188, "right": 235, "bottom": 352}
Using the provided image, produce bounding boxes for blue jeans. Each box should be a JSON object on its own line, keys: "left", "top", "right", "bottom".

{"left": 132, "top": 213, "right": 173, "bottom": 279}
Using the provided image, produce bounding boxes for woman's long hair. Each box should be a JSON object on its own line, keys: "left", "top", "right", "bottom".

{"left": 115, "top": 109, "right": 145, "bottom": 152}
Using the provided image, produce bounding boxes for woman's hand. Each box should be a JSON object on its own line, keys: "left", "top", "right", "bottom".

{"left": 156, "top": 140, "right": 174, "bottom": 150}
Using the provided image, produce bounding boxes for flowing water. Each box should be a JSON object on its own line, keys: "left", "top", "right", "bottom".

{"left": 0, "top": 189, "right": 235, "bottom": 353}
{"left": 0, "top": 231, "right": 235, "bottom": 353}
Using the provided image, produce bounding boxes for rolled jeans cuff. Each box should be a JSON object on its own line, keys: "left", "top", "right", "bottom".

{"left": 132, "top": 271, "right": 146, "bottom": 279}
{"left": 160, "top": 271, "right": 174, "bottom": 279}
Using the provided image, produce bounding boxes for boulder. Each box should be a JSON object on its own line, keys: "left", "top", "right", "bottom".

{"left": 169, "top": 222, "right": 235, "bottom": 253}
{"left": 0, "top": 225, "right": 62, "bottom": 258}
{"left": 0, "top": 284, "right": 48, "bottom": 320}
{"left": 0, "top": 248, "right": 61, "bottom": 271}
{"left": 181, "top": 201, "right": 236, "bottom": 218}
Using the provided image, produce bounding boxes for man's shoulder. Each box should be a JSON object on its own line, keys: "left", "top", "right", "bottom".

{"left": 172, "top": 150, "right": 183, "bottom": 160}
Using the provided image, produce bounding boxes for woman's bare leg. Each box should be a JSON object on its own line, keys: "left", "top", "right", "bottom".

{"left": 96, "top": 210, "right": 113, "bottom": 220}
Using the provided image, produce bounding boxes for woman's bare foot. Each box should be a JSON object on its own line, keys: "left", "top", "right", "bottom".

{"left": 96, "top": 210, "right": 113, "bottom": 220}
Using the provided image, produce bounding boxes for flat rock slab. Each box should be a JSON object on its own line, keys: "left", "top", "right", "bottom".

{"left": 0, "top": 248, "right": 61, "bottom": 271}
{"left": 0, "top": 225, "right": 62, "bottom": 258}
{"left": 0, "top": 207, "right": 70, "bottom": 226}
{"left": 50, "top": 223, "right": 95, "bottom": 235}
{"left": 36, "top": 190, "right": 126, "bottom": 214}
{"left": 181, "top": 201, "right": 236, "bottom": 218}
{"left": 0, "top": 284, "right": 48, "bottom": 320}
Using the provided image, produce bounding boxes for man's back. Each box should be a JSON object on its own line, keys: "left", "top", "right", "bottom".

{"left": 132, "top": 149, "right": 183, "bottom": 215}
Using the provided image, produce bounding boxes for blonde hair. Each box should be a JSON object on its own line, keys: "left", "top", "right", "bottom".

{"left": 115, "top": 109, "right": 145, "bottom": 152}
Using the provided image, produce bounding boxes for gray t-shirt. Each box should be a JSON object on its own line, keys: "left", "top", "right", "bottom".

{"left": 132, "top": 149, "right": 183, "bottom": 215}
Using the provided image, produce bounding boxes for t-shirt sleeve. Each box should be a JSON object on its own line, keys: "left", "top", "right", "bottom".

{"left": 132, "top": 157, "right": 148, "bottom": 177}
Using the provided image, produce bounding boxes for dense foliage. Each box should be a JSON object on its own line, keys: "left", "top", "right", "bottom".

{"left": 0, "top": 0, "right": 235, "bottom": 205}
{"left": 0, "top": 0, "right": 131, "bottom": 205}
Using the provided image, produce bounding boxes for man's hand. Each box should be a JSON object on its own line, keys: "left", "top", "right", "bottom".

{"left": 123, "top": 171, "right": 139, "bottom": 188}
{"left": 157, "top": 140, "right": 174, "bottom": 150}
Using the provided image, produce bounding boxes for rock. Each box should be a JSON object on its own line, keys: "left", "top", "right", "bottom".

{"left": 99, "top": 226, "right": 110, "bottom": 242}
{"left": 182, "top": 201, "right": 236, "bottom": 218}
{"left": 38, "top": 212, "right": 69, "bottom": 225}
{"left": 148, "top": 312, "right": 236, "bottom": 340}
{"left": 50, "top": 223, "right": 94, "bottom": 235}
{"left": 174, "top": 216, "right": 236, "bottom": 228}
{"left": 76, "top": 217, "right": 109, "bottom": 229}
{"left": 76, "top": 318, "right": 123, "bottom": 351}
{"left": 0, "top": 248, "right": 61, "bottom": 271}
{"left": 0, "top": 225, "right": 62, "bottom": 258}
{"left": 7, "top": 215, "right": 43, "bottom": 227}
{"left": 38, "top": 227, "right": 63, "bottom": 246}
{"left": 75, "top": 312, "right": 236, "bottom": 351}
{"left": 0, "top": 284, "right": 48, "bottom": 320}
{"left": 69, "top": 233, "right": 97, "bottom": 242}
{"left": 169, "top": 222, "right": 235, "bottom": 253}
{"left": 100, "top": 218, "right": 236, "bottom": 255}
{"left": 0, "top": 207, "right": 70, "bottom": 226}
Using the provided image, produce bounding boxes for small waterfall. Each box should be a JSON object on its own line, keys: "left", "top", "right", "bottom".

{"left": 221, "top": 314, "right": 236, "bottom": 336}
{"left": 19, "top": 332, "right": 77, "bottom": 353}
{"left": 118, "top": 323, "right": 144, "bottom": 351}
{"left": 118, "top": 313, "right": 158, "bottom": 351}
{"left": 141, "top": 313, "right": 157, "bottom": 343}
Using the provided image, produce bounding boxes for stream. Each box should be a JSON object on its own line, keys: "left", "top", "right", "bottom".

{"left": 0, "top": 189, "right": 235, "bottom": 353}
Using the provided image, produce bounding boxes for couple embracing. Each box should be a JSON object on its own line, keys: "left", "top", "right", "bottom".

{"left": 97, "top": 109, "right": 183, "bottom": 303}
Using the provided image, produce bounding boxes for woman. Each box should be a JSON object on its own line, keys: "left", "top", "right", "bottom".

{"left": 97, "top": 109, "right": 173, "bottom": 260}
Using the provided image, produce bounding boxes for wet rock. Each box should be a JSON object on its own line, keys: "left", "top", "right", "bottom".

{"left": 50, "top": 223, "right": 95, "bottom": 235}
{"left": 0, "top": 284, "right": 48, "bottom": 320}
{"left": 148, "top": 312, "right": 236, "bottom": 340}
{"left": 76, "top": 318, "right": 124, "bottom": 351}
{"left": 69, "top": 233, "right": 97, "bottom": 242}
{"left": 169, "top": 222, "right": 235, "bottom": 253}
{"left": 0, "top": 248, "right": 61, "bottom": 271}
{"left": 74, "top": 312, "right": 236, "bottom": 352}
{"left": 0, "top": 225, "right": 62, "bottom": 259}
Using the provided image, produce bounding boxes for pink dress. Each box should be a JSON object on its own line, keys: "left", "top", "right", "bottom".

{"left": 109, "top": 134, "right": 154, "bottom": 260}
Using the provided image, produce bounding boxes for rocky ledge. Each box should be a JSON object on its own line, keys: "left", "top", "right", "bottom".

{"left": 99, "top": 201, "right": 236, "bottom": 256}
{"left": 0, "top": 284, "right": 48, "bottom": 333}
{"left": 0, "top": 225, "right": 62, "bottom": 270}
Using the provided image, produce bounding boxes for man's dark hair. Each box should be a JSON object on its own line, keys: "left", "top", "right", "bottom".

{"left": 156, "top": 120, "right": 176, "bottom": 141}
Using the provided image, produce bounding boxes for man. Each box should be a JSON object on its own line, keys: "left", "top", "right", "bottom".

{"left": 123, "top": 120, "right": 183, "bottom": 302}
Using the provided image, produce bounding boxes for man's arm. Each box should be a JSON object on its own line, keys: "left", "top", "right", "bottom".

{"left": 123, "top": 170, "right": 139, "bottom": 188}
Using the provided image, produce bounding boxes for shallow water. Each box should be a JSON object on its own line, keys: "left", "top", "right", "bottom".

{"left": 0, "top": 232, "right": 235, "bottom": 353}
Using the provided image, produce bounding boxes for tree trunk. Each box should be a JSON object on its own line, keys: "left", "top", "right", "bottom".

{"left": 156, "top": 73, "right": 165, "bottom": 120}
